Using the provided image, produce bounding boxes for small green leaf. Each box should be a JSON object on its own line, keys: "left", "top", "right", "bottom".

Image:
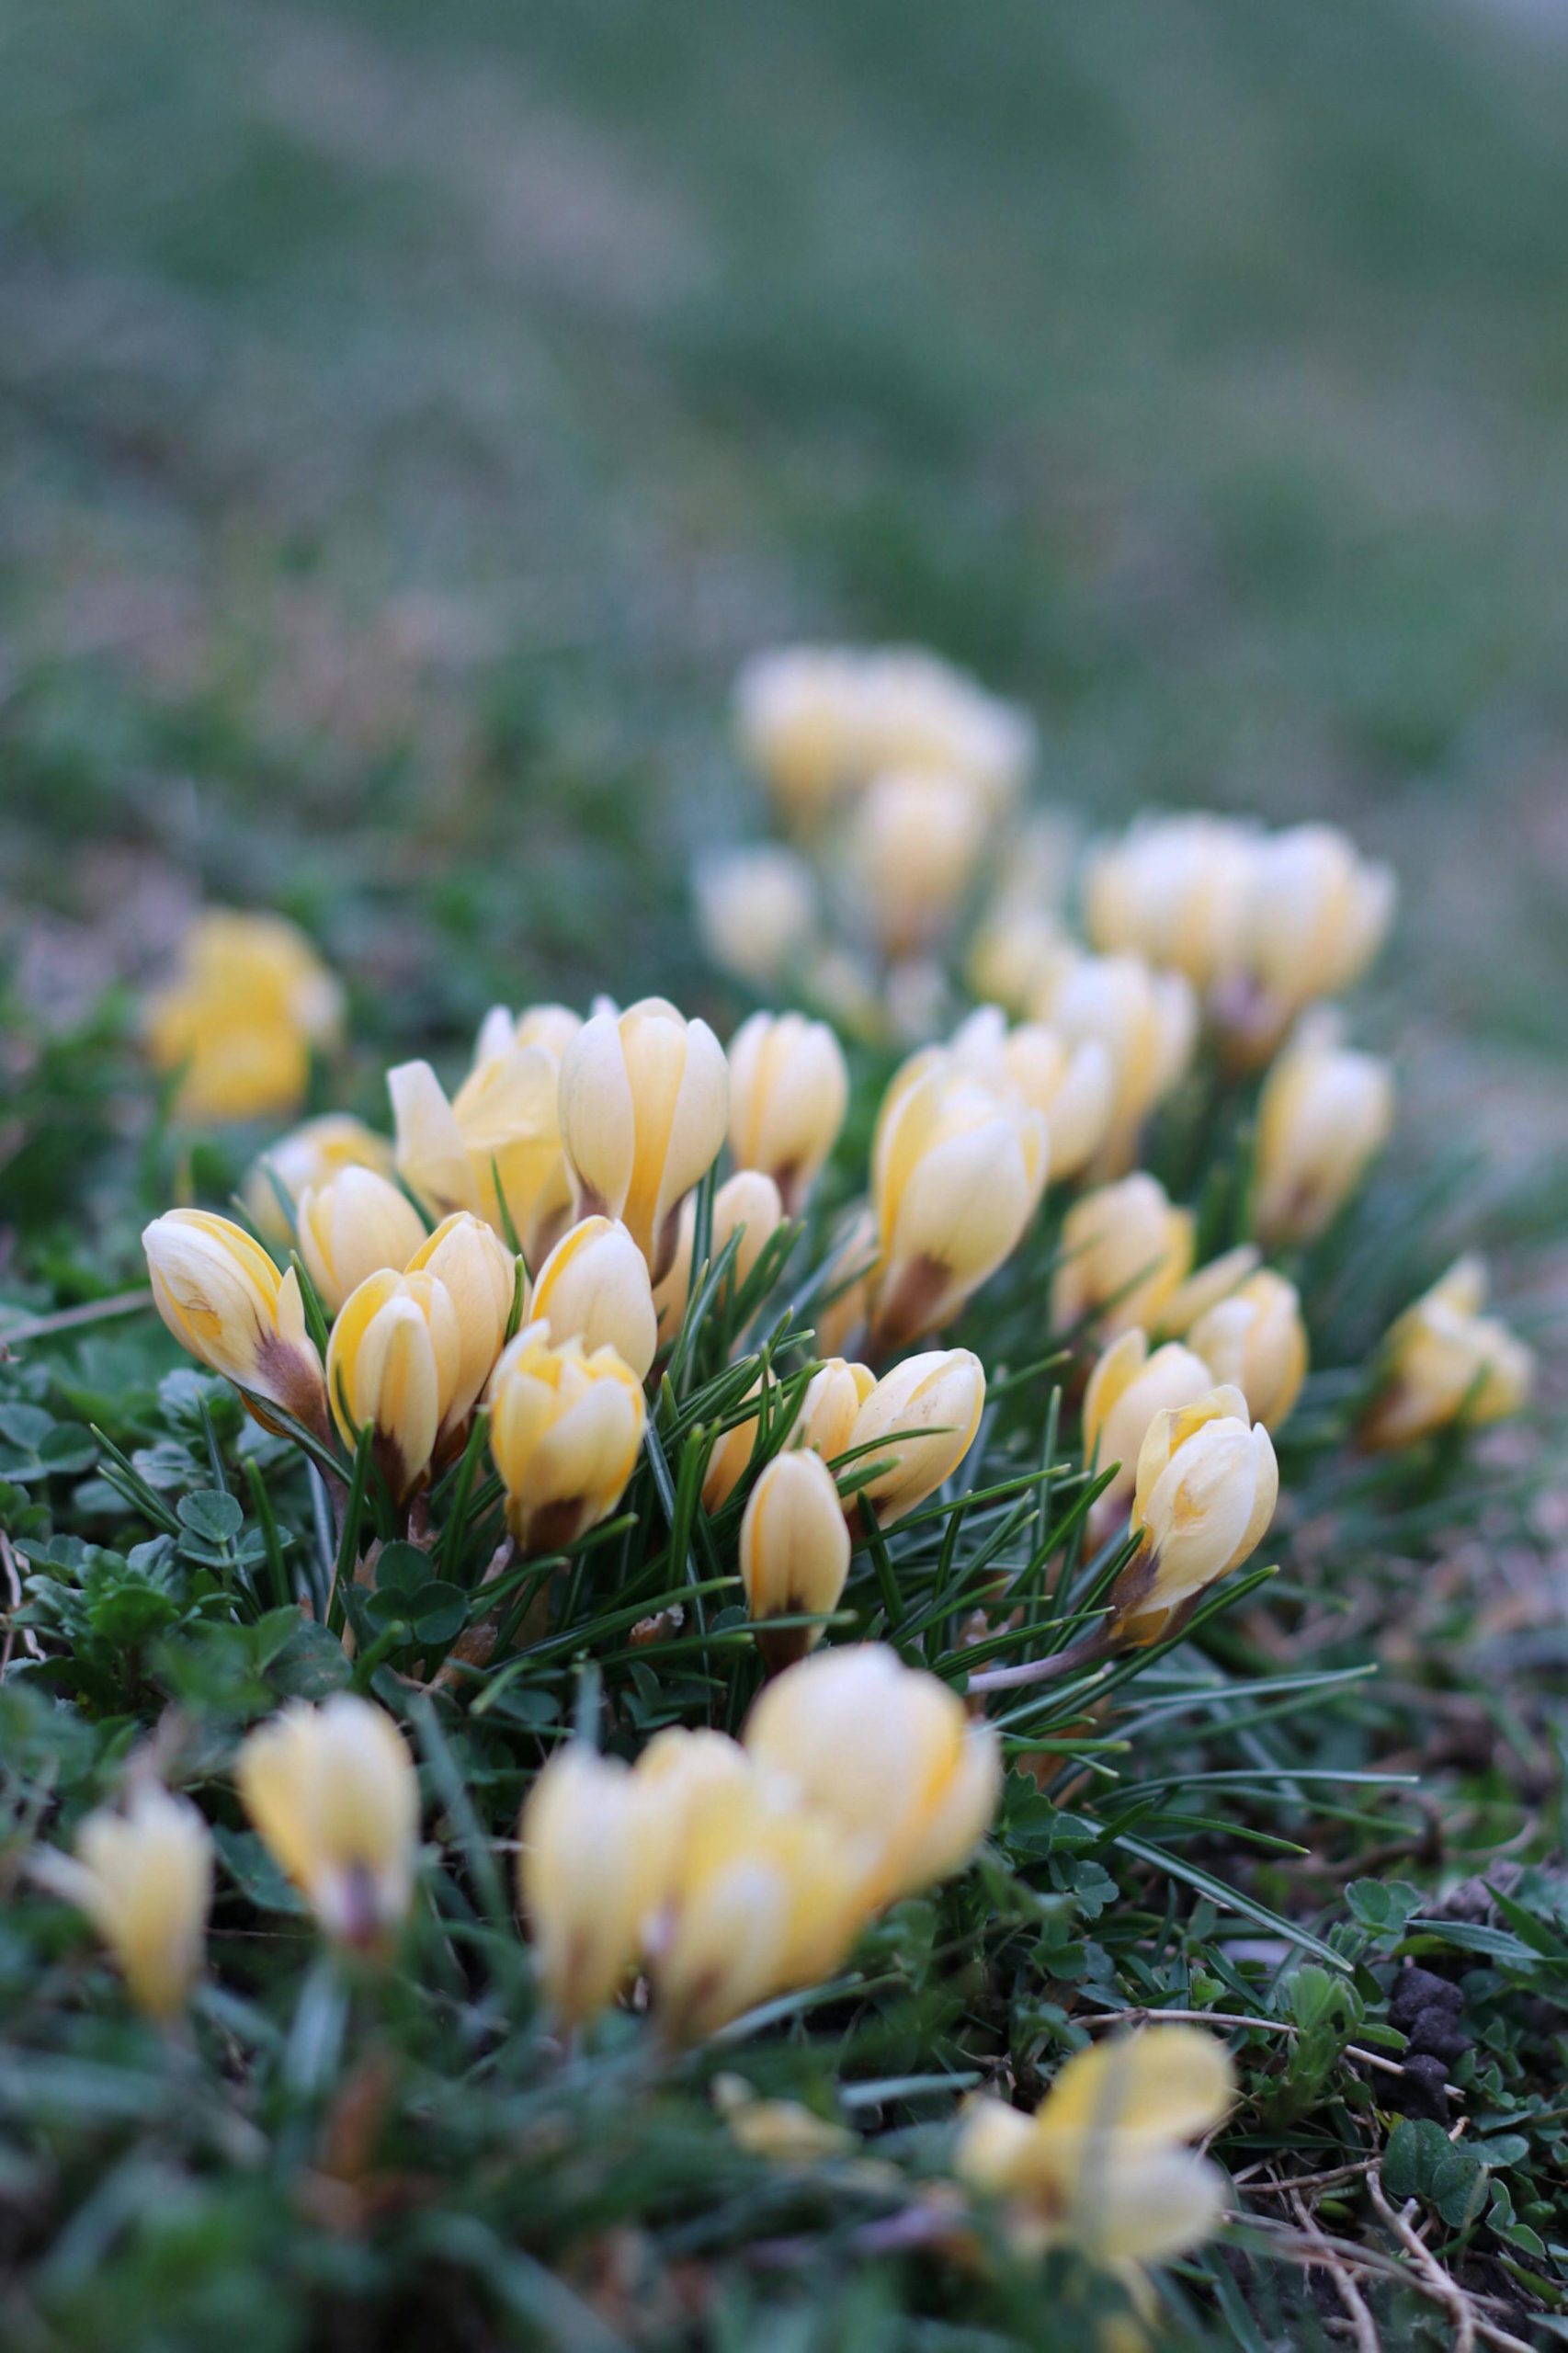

{"left": 177, "top": 1489, "right": 244, "bottom": 1546}
{"left": 375, "top": 1540, "right": 434, "bottom": 1597}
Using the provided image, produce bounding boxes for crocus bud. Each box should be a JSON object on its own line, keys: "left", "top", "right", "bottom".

{"left": 846, "top": 769, "right": 992, "bottom": 962}
{"left": 943, "top": 1007, "right": 1116, "bottom": 1182}
{"left": 1050, "top": 1174, "right": 1194, "bottom": 1341}
{"left": 244, "top": 1113, "right": 393, "bottom": 1244}
{"left": 529, "top": 1215, "right": 657, "bottom": 1382}
{"left": 296, "top": 1165, "right": 427, "bottom": 1315}
{"left": 1083, "top": 1330, "right": 1216, "bottom": 1513}
{"left": 519, "top": 1747, "right": 655, "bottom": 2026}
{"left": 1187, "top": 1270, "right": 1308, "bottom": 1431}
{"left": 734, "top": 645, "right": 868, "bottom": 823}
{"left": 745, "top": 1644, "right": 1000, "bottom": 1907}
{"left": 1233, "top": 823, "right": 1395, "bottom": 1047}
{"left": 488, "top": 1324, "right": 646, "bottom": 1553}
{"left": 1084, "top": 813, "right": 1257, "bottom": 991}
{"left": 1362, "top": 1257, "right": 1534, "bottom": 1451}
{"left": 642, "top": 1766, "right": 869, "bottom": 2042}
{"left": 1037, "top": 952, "right": 1198, "bottom": 1176}
{"left": 1253, "top": 1017, "right": 1394, "bottom": 1247}
{"left": 558, "top": 997, "right": 729, "bottom": 1282}
{"left": 869, "top": 1065, "right": 1046, "bottom": 1347}
{"left": 847, "top": 1349, "right": 985, "bottom": 1526}
{"left": 694, "top": 846, "right": 819, "bottom": 991}
{"left": 790, "top": 1358, "right": 875, "bottom": 1463}
{"left": 1109, "top": 1387, "right": 1278, "bottom": 1645}
{"left": 727, "top": 1011, "right": 849, "bottom": 1216}
{"left": 654, "top": 1169, "right": 788, "bottom": 1336}
{"left": 237, "top": 1697, "right": 419, "bottom": 1949}
{"left": 142, "top": 1209, "right": 327, "bottom": 1437}
{"left": 740, "top": 1451, "right": 851, "bottom": 1669}
{"left": 144, "top": 909, "right": 343, "bottom": 1122}
{"left": 389, "top": 1022, "right": 574, "bottom": 1263}
{"left": 404, "top": 1210, "right": 517, "bottom": 1438}
{"left": 326, "top": 1268, "right": 461, "bottom": 1499}
{"left": 700, "top": 1371, "right": 771, "bottom": 1514}
{"left": 968, "top": 907, "right": 1078, "bottom": 1017}
{"left": 955, "top": 2027, "right": 1233, "bottom": 2268}
{"left": 33, "top": 1783, "right": 212, "bottom": 2019}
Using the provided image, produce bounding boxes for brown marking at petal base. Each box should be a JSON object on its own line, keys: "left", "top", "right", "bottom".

{"left": 254, "top": 1333, "right": 331, "bottom": 1443}
{"left": 756, "top": 1621, "right": 813, "bottom": 1676}
{"left": 650, "top": 1201, "right": 684, "bottom": 1287}
{"left": 522, "top": 1496, "right": 591, "bottom": 1557}
{"left": 867, "top": 1255, "right": 951, "bottom": 1355}
{"left": 1105, "top": 1536, "right": 1159, "bottom": 1643}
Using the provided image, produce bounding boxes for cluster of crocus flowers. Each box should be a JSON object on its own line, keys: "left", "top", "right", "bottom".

{"left": 520, "top": 1644, "right": 998, "bottom": 2040}
{"left": 389, "top": 1002, "right": 580, "bottom": 1264}
{"left": 1362, "top": 1256, "right": 1534, "bottom": 1451}
{"left": 955, "top": 2026, "right": 1233, "bottom": 2281}
{"left": 1084, "top": 813, "right": 1395, "bottom": 1062}
{"left": 36, "top": 1697, "right": 421, "bottom": 2016}
{"left": 144, "top": 908, "right": 344, "bottom": 1122}
{"left": 734, "top": 643, "right": 1034, "bottom": 832}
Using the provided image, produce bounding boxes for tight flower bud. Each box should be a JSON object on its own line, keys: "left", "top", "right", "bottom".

{"left": 33, "top": 1783, "right": 212, "bottom": 2019}
{"left": 326, "top": 1269, "right": 461, "bottom": 1499}
{"left": 1362, "top": 1257, "right": 1534, "bottom": 1451}
{"left": 642, "top": 1767, "right": 869, "bottom": 2042}
{"left": 559, "top": 997, "right": 729, "bottom": 1282}
{"left": 694, "top": 846, "right": 819, "bottom": 991}
{"left": 745, "top": 1644, "right": 1000, "bottom": 1906}
{"left": 143, "top": 1209, "right": 327, "bottom": 1437}
{"left": 848, "top": 1349, "right": 985, "bottom": 1526}
{"left": 967, "top": 904, "right": 1077, "bottom": 1016}
{"left": 244, "top": 1114, "right": 393, "bottom": 1244}
{"left": 727, "top": 1012, "right": 849, "bottom": 1215}
{"left": 488, "top": 1324, "right": 646, "bottom": 1553}
{"left": 700, "top": 1370, "right": 772, "bottom": 1514}
{"left": 855, "top": 647, "right": 1034, "bottom": 808}
{"left": 1254, "top": 1017, "right": 1394, "bottom": 1247}
{"left": 654, "top": 1170, "right": 787, "bottom": 1336}
{"left": 296, "top": 1165, "right": 427, "bottom": 1314}
{"left": 1036, "top": 951, "right": 1197, "bottom": 1176}
{"left": 1084, "top": 813, "right": 1257, "bottom": 991}
{"left": 956, "top": 2027, "right": 1233, "bottom": 2269}
{"left": 943, "top": 1007, "right": 1116, "bottom": 1182}
{"left": 519, "top": 1747, "right": 655, "bottom": 2026}
{"left": 1235, "top": 824, "right": 1395, "bottom": 1037}
{"left": 734, "top": 645, "right": 868, "bottom": 823}
{"left": 389, "top": 1022, "right": 574, "bottom": 1263}
{"left": 1083, "top": 1331, "right": 1216, "bottom": 1513}
{"left": 144, "top": 909, "right": 342, "bottom": 1122}
{"left": 848, "top": 770, "right": 992, "bottom": 961}
{"left": 740, "top": 1451, "right": 852, "bottom": 1669}
{"left": 1051, "top": 1175, "right": 1194, "bottom": 1340}
{"left": 1187, "top": 1270, "right": 1308, "bottom": 1431}
{"left": 404, "top": 1211, "right": 517, "bottom": 1439}
{"left": 529, "top": 1215, "right": 657, "bottom": 1382}
{"left": 1110, "top": 1387, "right": 1278, "bottom": 1645}
{"left": 237, "top": 1697, "right": 419, "bottom": 1949}
{"left": 869, "top": 1066, "right": 1046, "bottom": 1347}
{"left": 790, "top": 1358, "right": 876, "bottom": 1463}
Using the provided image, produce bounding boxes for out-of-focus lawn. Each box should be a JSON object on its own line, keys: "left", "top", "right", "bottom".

{"left": 3, "top": 0, "right": 1567, "bottom": 1100}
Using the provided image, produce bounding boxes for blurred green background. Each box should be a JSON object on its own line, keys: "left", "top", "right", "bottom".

{"left": 3, "top": 0, "right": 1567, "bottom": 1129}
